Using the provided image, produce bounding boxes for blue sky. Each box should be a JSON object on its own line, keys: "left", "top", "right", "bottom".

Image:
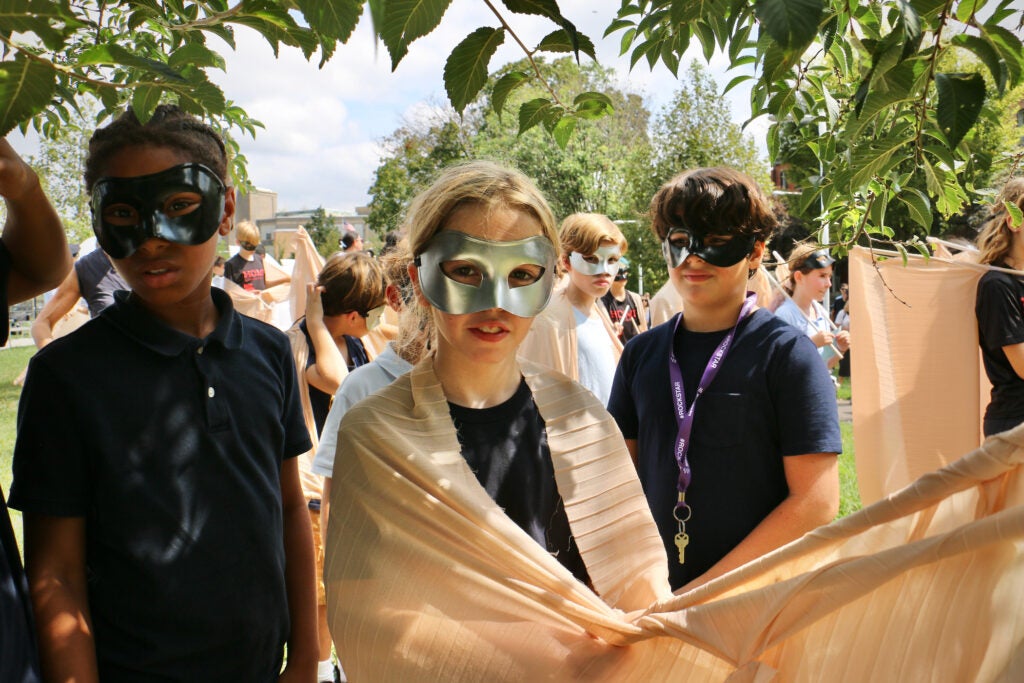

{"left": 10, "top": 1, "right": 764, "bottom": 213}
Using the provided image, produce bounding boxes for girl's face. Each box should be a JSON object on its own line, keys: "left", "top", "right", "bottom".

{"left": 796, "top": 265, "right": 833, "bottom": 300}
{"left": 102, "top": 145, "right": 233, "bottom": 316}
{"left": 414, "top": 203, "right": 546, "bottom": 367}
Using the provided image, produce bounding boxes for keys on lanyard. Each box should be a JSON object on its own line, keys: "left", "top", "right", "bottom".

{"left": 673, "top": 491, "right": 691, "bottom": 564}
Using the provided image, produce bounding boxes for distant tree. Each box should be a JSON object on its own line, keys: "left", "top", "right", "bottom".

{"left": 305, "top": 206, "right": 340, "bottom": 256}
{"left": 25, "top": 117, "right": 93, "bottom": 246}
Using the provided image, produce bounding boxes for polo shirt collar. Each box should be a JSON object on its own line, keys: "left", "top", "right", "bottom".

{"left": 102, "top": 288, "right": 245, "bottom": 356}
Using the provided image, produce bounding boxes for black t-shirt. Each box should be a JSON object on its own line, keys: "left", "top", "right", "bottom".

{"left": 0, "top": 239, "right": 42, "bottom": 682}
{"left": 448, "top": 379, "right": 590, "bottom": 585}
{"left": 223, "top": 253, "right": 267, "bottom": 291}
{"left": 976, "top": 269, "right": 1024, "bottom": 420}
{"left": 608, "top": 310, "right": 842, "bottom": 590}
{"left": 601, "top": 290, "right": 644, "bottom": 342}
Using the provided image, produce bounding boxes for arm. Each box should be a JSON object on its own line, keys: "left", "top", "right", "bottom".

{"left": 0, "top": 139, "right": 73, "bottom": 303}
{"left": 23, "top": 514, "right": 99, "bottom": 683}
{"left": 320, "top": 477, "right": 331, "bottom": 550}
{"left": 678, "top": 452, "right": 838, "bottom": 593}
{"left": 277, "top": 458, "right": 318, "bottom": 682}
{"left": 303, "top": 283, "right": 348, "bottom": 395}
{"left": 31, "top": 268, "right": 82, "bottom": 348}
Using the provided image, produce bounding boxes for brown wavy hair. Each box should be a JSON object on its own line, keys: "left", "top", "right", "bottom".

{"left": 977, "top": 177, "right": 1024, "bottom": 266}
{"left": 649, "top": 167, "right": 776, "bottom": 243}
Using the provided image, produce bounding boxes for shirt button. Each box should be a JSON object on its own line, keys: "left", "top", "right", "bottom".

{"left": 207, "top": 387, "right": 215, "bottom": 398}
{"left": 197, "top": 346, "right": 204, "bottom": 355}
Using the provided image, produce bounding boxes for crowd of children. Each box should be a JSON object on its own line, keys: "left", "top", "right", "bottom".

{"left": 3, "top": 101, "right": 1018, "bottom": 681}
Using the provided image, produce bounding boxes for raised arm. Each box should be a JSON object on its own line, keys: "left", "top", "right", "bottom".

{"left": 277, "top": 457, "right": 318, "bottom": 682}
{"left": 31, "top": 268, "right": 82, "bottom": 349}
{"left": 0, "top": 139, "right": 73, "bottom": 303}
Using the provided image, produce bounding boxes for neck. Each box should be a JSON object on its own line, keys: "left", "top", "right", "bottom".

{"left": 610, "top": 282, "right": 627, "bottom": 299}
{"left": 791, "top": 288, "right": 816, "bottom": 312}
{"left": 565, "top": 283, "right": 595, "bottom": 311}
{"left": 132, "top": 292, "right": 220, "bottom": 338}
{"left": 1006, "top": 241, "right": 1024, "bottom": 270}
{"left": 433, "top": 350, "right": 521, "bottom": 409}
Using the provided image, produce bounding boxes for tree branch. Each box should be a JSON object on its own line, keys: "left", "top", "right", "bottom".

{"left": 481, "top": 0, "right": 566, "bottom": 108}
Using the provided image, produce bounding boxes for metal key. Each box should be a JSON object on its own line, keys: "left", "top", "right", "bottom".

{"left": 674, "top": 531, "right": 689, "bottom": 564}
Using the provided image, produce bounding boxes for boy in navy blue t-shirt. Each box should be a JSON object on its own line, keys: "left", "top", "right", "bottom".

{"left": 9, "top": 107, "right": 317, "bottom": 681}
{"left": 607, "top": 167, "right": 841, "bottom": 592}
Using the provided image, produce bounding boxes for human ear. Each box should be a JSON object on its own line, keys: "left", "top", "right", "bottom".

{"left": 385, "top": 283, "right": 402, "bottom": 312}
{"left": 408, "top": 263, "right": 430, "bottom": 308}
{"left": 747, "top": 241, "right": 766, "bottom": 269}
{"left": 218, "top": 186, "right": 236, "bottom": 237}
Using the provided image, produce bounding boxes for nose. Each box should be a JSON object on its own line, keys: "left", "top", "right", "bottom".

{"left": 132, "top": 237, "right": 172, "bottom": 258}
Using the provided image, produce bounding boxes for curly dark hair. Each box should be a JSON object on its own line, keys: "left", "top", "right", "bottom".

{"left": 84, "top": 104, "right": 228, "bottom": 190}
{"left": 649, "top": 167, "right": 776, "bottom": 243}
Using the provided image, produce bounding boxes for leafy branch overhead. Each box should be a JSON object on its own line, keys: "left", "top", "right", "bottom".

{"left": 1, "top": 1, "right": 1023, "bottom": 245}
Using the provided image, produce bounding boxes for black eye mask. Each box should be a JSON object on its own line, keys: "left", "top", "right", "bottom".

{"left": 661, "top": 227, "right": 755, "bottom": 268}
{"left": 90, "top": 163, "right": 226, "bottom": 259}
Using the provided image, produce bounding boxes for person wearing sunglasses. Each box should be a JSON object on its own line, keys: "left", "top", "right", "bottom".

{"left": 776, "top": 243, "right": 851, "bottom": 371}
{"left": 607, "top": 167, "right": 841, "bottom": 593}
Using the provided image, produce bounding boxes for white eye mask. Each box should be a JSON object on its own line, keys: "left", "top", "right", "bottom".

{"left": 568, "top": 244, "right": 622, "bottom": 276}
{"left": 414, "top": 230, "right": 557, "bottom": 318}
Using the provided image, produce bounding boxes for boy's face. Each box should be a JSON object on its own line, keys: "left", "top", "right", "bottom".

{"left": 668, "top": 232, "right": 764, "bottom": 312}
{"left": 101, "top": 146, "right": 234, "bottom": 315}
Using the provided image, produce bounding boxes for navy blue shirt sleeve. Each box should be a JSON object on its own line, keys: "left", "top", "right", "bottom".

{"left": 771, "top": 333, "right": 843, "bottom": 457}
{"left": 9, "top": 356, "right": 91, "bottom": 516}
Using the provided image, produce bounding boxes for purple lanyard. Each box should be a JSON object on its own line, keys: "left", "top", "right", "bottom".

{"left": 668, "top": 292, "right": 757, "bottom": 518}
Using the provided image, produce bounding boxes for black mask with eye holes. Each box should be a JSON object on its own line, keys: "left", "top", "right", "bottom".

{"left": 661, "top": 226, "right": 756, "bottom": 268}
{"left": 90, "top": 163, "right": 226, "bottom": 259}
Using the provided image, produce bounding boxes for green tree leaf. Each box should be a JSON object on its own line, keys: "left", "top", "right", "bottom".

{"left": 492, "top": 70, "right": 531, "bottom": 115}
{"left": 1006, "top": 201, "right": 1024, "bottom": 229}
{"left": 294, "top": 0, "right": 362, "bottom": 42}
{"left": 935, "top": 72, "right": 985, "bottom": 149}
{"left": 380, "top": 0, "right": 454, "bottom": 70}
{"left": 168, "top": 42, "right": 227, "bottom": 71}
{"left": 535, "top": 29, "right": 596, "bottom": 61}
{"left": 550, "top": 114, "right": 576, "bottom": 150}
{"left": 897, "top": 187, "right": 932, "bottom": 231}
{"left": 753, "top": 0, "right": 824, "bottom": 52}
{"left": 444, "top": 27, "right": 504, "bottom": 114}
{"left": 0, "top": 56, "right": 56, "bottom": 136}
{"left": 517, "top": 97, "right": 553, "bottom": 136}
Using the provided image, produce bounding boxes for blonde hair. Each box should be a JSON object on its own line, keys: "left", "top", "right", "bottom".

{"left": 235, "top": 220, "right": 260, "bottom": 246}
{"left": 379, "top": 238, "right": 432, "bottom": 365}
{"left": 317, "top": 251, "right": 385, "bottom": 317}
{"left": 559, "top": 213, "right": 627, "bottom": 258}
{"left": 404, "top": 160, "right": 558, "bottom": 258}
{"left": 977, "top": 177, "right": 1024, "bottom": 266}
{"left": 783, "top": 242, "right": 826, "bottom": 295}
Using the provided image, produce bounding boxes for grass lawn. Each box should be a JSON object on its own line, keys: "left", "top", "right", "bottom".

{"left": 1, "top": 345, "right": 35, "bottom": 548}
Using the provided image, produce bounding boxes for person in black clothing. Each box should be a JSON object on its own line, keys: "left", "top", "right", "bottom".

{"left": 975, "top": 177, "right": 1024, "bottom": 437}
{"left": 600, "top": 257, "right": 648, "bottom": 342}
{"left": 0, "top": 137, "right": 75, "bottom": 683}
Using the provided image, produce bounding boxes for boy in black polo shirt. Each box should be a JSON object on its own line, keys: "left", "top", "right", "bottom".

{"left": 9, "top": 107, "right": 317, "bottom": 680}
{"left": 607, "top": 167, "right": 841, "bottom": 593}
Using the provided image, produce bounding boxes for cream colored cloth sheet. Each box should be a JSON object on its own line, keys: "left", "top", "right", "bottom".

{"left": 324, "top": 356, "right": 1024, "bottom": 681}
{"left": 849, "top": 246, "right": 991, "bottom": 504}
{"left": 517, "top": 288, "right": 623, "bottom": 380}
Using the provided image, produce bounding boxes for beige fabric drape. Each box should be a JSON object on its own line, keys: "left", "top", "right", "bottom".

{"left": 517, "top": 288, "right": 623, "bottom": 380}
{"left": 324, "top": 356, "right": 1024, "bottom": 681}
{"left": 849, "top": 246, "right": 991, "bottom": 504}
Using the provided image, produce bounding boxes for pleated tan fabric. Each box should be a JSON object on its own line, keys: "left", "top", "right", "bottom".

{"left": 324, "top": 357, "right": 1024, "bottom": 682}
{"left": 849, "top": 246, "right": 991, "bottom": 504}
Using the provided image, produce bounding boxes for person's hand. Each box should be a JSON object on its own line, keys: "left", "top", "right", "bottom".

{"left": 0, "top": 138, "right": 38, "bottom": 203}
{"left": 277, "top": 660, "right": 316, "bottom": 683}
{"left": 810, "top": 329, "right": 834, "bottom": 348}
{"left": 305, "top": 282, "right": 325, "bottom": 325}
{"left": 259, "top": 288, "right": 276, "bottom": 305}
{"left": 835, "top": 329, "right": 851, "bottom": 353}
